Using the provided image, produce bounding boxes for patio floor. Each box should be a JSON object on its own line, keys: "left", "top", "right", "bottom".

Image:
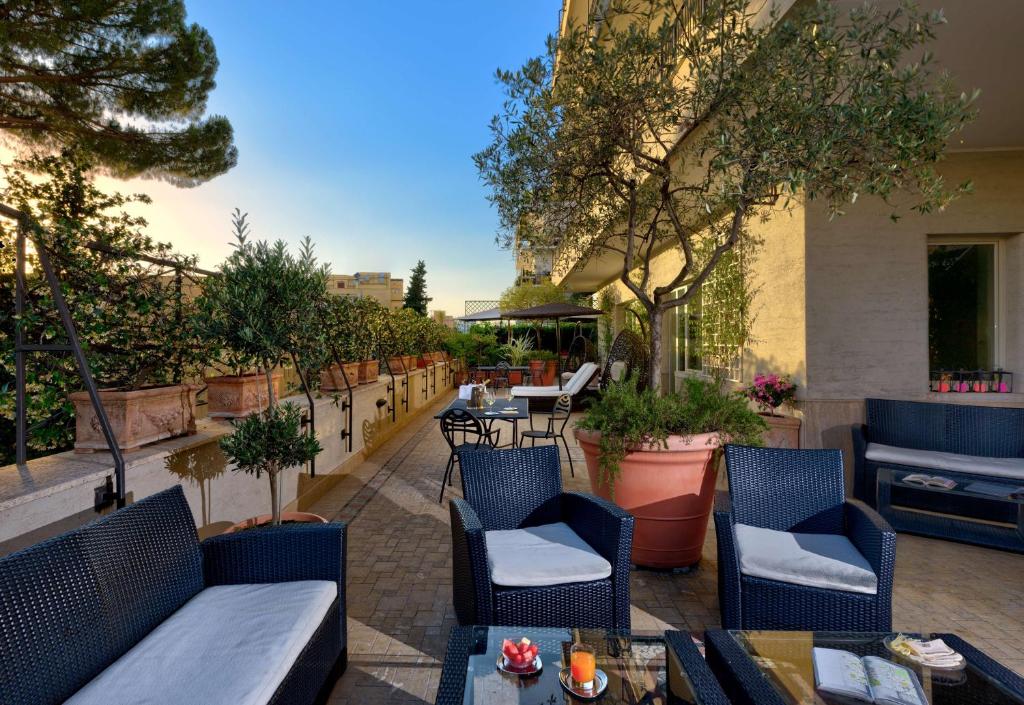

{"left": 309, "top": 393, "right": 1024, "bottom": 704}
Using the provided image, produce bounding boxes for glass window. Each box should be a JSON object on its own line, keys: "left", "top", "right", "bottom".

{"left": 674, "top": 288, "right": 702, "bottom": 374}
{"left": 928, "top": 242, "right": 997, "bottom": 372}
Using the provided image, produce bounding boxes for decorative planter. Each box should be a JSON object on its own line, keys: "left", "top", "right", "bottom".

{"left": 206, "top": 371, "right": 283, "bottom": 418}
{"left": 575, "top": 428, "right": 720, "bottom": 569}
{"left": 320, "top": 362, "right": 360, "bottom": 391}
{"left": 225, "top": 511, "right": 328, "bottom": 533}
{"left": 70, "top": 383, "right": 200, "bottom": 452}
{"left": 760, "top": 412, "right": 801, "bottom": 449}
{"left": 541, "top": 360, "right": 557, "bottom": 386}
{"left": 528, "top": 359, "right": 545, "bottom": 385}
{"left": 387, "top": 356, "right": 407, "bottom": 372}
{"left": 404, "top": 354, "right": 417, "bottom": 371}
{"left": 358, "top": 359, "right": 380, "bottom": 384}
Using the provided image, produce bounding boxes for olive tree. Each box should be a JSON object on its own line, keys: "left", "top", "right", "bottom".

{"left": 475, "top": 0, "right": 975, "bottom": 390}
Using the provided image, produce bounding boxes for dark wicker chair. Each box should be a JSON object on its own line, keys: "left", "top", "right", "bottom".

{"left": 438, "top": 408, "right": 498, "bottom": 504}
{"left": 0, "top": 485, "right": 346, "bottom": 705}
{"left": 520, "top": 393, "right": 575, "bottom": 477}
{"left": 600, "top": 329, "right": 648, "bottom": 390}
{"left": 449, "top": 445, "right": 634, "bottom": 629}
{"left": 714, "top": 445, "right": 896, "bottom": 632}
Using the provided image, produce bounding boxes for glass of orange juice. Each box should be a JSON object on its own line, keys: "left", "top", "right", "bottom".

{"left": 570, "top": 644, "right": 596, "bottom": 689}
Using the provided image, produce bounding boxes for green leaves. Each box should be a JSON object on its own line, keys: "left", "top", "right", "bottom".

{"left": 402, "top": 260, "right": 431, "bottom": 315}
{"left": 218, "top": 402, "right": 321, "bottom": 478}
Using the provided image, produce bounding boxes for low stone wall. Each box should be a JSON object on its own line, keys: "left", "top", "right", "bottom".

{"left": 0, "top": 363, "right": 455, "bottom": 556}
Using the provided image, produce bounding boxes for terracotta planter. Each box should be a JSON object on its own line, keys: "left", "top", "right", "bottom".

{"left": 528, "top": 359, "right": 545, "bottom": 385}
{"left": 206, "top": 371, "right": 283, "bottom": 418}
{"left": 358, "top": 359, "right": 380, "bottom": 384}
{"left": 760, "top": 412, "right": 801, "bottom": 449}
{"left": 225, "top": 511, "right": 328, "bottom": 533}
{"left": 387, "top": 356, "right": 407, "bottom": 372}
{"left": 70, "top": 384, "right": 199, "bottom": 452}
{"left": 576, "top": 429, "right": 720, "bottom": 569}
{"left": 417, "top": 355, "right": 430, "bottom": 369}
{"left": 320, "top": 362, "right": 360, "bottom": 391}
{"left": 404, "top": 354, "right": 417, "bottom": 371}
{"left": 541, "top": 360, "right": 557, "bottom": 386}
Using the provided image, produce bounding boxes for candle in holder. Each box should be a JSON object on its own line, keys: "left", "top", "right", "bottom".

{"left": 570, "top": 644, "right": 596, "bottom": 689}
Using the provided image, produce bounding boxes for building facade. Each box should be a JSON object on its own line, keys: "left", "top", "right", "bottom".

{"left": 327, "top": 272, "right": 404, "bottom": 309}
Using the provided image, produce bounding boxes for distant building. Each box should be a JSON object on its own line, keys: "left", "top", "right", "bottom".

{"left": 431, "top": 310, "right": 456, "bottom": 329}
{"left": 327, "top": 272, "right": 404, "bottom": 309}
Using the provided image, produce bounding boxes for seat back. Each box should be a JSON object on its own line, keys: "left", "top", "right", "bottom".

{"left": 460, "top": 445, "right": 562, "bottom": 530}
{"left": 866, "top": 398, "right": 1024, "bottom": 457}
{"left": 600, "top": 330, "right": 648, "bottom": 390}
{"left": 552, "top": 393, "right": 573, "bottom": 432}
{"left": 440, "top": 408, "right": 489, "bottom": 452}
{"left": 564, "top": 362, "right": 599, "bottom": 394}
{"left": 725, "top": 445, "right": 845, "bottom": 533}
{"left": 0, "top": 485, "right": 203, "bottom": 705}
{"left": 865, "top": 398, "right": 945, "bottom": 452}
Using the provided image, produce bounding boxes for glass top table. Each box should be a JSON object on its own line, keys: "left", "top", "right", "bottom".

{"left": 435, "top": 626, "right": 729, "bottom": 705}
{"left": 704, "top": 630, "right": 1024, "bottom": 705}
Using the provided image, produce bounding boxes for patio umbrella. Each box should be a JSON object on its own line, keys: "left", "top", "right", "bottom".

{"left": 501, "top": 302, "right": 603, "bottom": 388}
{"left": 455, "top": 307, "right": 504, "bottom": 322}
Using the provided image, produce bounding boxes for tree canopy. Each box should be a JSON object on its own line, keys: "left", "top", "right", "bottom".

{"left": 475, "top": 0, "right": 975, "bottom": 389}
{"left": 498, "top": 280, "right": 568, "bottom": 312}
{"left": 0, "top": 0, "right": 236, "bottom": 185}
{"left": 403, "top": 260, "right": 431, "bottom": 315}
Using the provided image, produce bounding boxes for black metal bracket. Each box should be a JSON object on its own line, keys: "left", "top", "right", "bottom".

{"left": 315, "top": 307, "right": 356, "bottom": 457}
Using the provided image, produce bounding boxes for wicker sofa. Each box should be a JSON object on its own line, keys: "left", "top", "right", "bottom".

{"left": 0, "top": 485, "right": 347, "bottom": 705}
{"left": 852, "top": 397, "right": 1024, "bottom": 552}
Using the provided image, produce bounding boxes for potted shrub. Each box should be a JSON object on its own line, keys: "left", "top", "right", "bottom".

{"left": 200, "top": 214, "right": 330, "bottom": 527}
{"left": 575, "top": 375, "right": 765, "bottom": 569}
{"left": 319, "top": 296, "right": 360, "bottom": 390}
{"left": 527, "top": 350, "right": 558, "bottom": 386}
{"left": 354, "top": 297, "right": 383, "bottom": 383}
{"left": 500, "top": 334, "right": 534, "bottom": 385}
{"left": 744, "top": 373, "right": 800, "bottom": 449}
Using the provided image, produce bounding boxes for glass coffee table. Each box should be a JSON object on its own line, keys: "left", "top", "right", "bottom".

{"left": 435, "top": 626, "right": 729, "bottom": 704}
{"left": 704, "top": 630, "right": 1024, "bottom": 705}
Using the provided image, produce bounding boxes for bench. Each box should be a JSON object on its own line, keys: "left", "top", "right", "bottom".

{"left": 852, "top": 398, "right": 1024, "bottom": 553}
{"left": 0, "top": 485, "right": 347, "bottom": 705}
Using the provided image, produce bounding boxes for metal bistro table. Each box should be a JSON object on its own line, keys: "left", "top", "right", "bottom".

{"left": 705, "top": 629, "right": 1024, "bottom": 705}
{"left": 435, "top": 397, "right": 530, "bottom": 448}
{"left": 435, "top": 625, "right": 730, "bottom": 705}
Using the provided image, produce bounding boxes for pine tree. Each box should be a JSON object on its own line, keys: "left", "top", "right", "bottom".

{"left": 403, "top": 260, "right": 431, "bottom": 315}
{"left": 0, "top": 0, "right": 237, "bottom": 185}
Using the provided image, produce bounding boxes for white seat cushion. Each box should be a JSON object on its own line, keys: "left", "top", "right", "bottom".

{"left": 485, "top": 522, "right": 612, "bottom": 587}
{"left": 734, "top": 524, "right": 877, "bottom": 595}
{"left": 511, "top": 362, "right": 598, "bottom": 398}
{"left": 865, "top": 442, "right": 1024, "bottom": 481}
{"left": 66, "top": 581, "right": 337, "bottom": 705}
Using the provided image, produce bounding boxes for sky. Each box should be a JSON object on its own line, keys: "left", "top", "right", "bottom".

{"left": 97, "top": 1, "right": 558, "bottom": 316}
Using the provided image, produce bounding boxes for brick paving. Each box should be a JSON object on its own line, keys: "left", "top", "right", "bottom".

{"left": 310, "top": 393, "right": 1024, "bottom": 703}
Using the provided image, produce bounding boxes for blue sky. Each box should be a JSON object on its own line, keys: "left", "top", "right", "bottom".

{"left": 107, "top": 1, "right": 557, "bottom": 315}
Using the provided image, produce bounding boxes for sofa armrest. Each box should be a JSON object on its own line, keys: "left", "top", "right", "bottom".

{"left": 713, "top": 491, "right": 743, "bottom": 629}
{"left": 202, "top": 522, "right": 346, "bottom": 588}
{"left": 844, "top": 499, "right": 896, "bottom": 591}
{"left": 449, "top": 498, "right": 493, "bottom": 625}
{"left": 851, "top": 424, "right": 871, "bottom": 503}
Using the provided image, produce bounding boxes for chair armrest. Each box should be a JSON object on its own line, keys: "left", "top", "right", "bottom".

{"left": 201, "top": 522, "right": 346, "bottom": 588}
{"left": 712, "top": 491, "right": 743, "bottom": 629}
{"left": 561, "top": 492, "right": 634, "bottom": 568}
{"left": 844, "top": 500, "right": 896, "bottom": 585}
{"left": 664, "top": 631, "right": 731, "bottom": 705}
{"left": 449, "top": 498, "right": 493, "bottom": 625}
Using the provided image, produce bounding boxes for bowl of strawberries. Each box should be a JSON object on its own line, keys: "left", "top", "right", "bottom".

{"left": 497, "top": 637, "right": 542, "bottom": 676}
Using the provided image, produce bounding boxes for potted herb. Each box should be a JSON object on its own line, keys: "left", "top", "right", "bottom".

{"left": 200, "top": 213, "right": 329, "bottom": 528}
{"left": 744, "top": 373, "right": 800, "bottom": 449}
{"left": 575, "top": 375, "right": 766, "bottom": 568}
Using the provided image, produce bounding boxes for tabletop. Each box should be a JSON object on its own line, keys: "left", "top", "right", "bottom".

{"left": 472, "top": 365, "right": 530, "bottom": 372}
{"left": 435, "top": 625, "right": 729, "bottom": 705}
{"left": 704, "top": 630, "right": 1024, "bottom": 705}
{"left": 434, "top": 397, "right": 530, "bottom": 420}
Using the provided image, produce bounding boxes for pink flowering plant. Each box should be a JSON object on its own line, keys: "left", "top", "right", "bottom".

{"left": 744, "top": 374, "right": 797, "bottom": 416}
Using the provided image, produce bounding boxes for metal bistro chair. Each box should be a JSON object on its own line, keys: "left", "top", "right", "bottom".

{"left": 438, "top": 408, "right": 499, "bottom": 504}
{"left": 520, "top": 393, "right": 575, "bottom": 477}
{"left": 493, "top": 361, "right": 512, "bottom": 389}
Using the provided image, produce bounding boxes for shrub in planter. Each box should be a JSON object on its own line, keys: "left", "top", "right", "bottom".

{"left": 527, "top": 351, "right": 558, "bottom": 386}
{"left": 319, "top": 295, "right": 361, "bottom": 390}
{"left": 744, "top": 373, "right": 801, "bottom": 448}
{"left": 575, "top": 375, "right": 765, "bottom": 568}
{"left": 0, "top": 151, "right": 211, "bottom": 457}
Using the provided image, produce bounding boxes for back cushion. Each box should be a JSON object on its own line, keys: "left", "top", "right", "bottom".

{"left": 0, "top": 485, "right": 202, "bottom": 705}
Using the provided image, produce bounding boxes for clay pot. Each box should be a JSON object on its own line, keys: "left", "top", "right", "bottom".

{"left": 320, "top": 363, "right": 359, "bottom": 391}
{"left": 206, "top": 371, "right": 283, "bottom": 418}
{"left": 70, "top": 384, "right": 200, "bottom": 452}
{"left": 528, "top": 359, "right": 545, "bottom": 385}
{"left": 387, "top": 356, "right": 407, "bottom": 373}
{"left": 225, "top": 511, "right": 328, "bottom": 533}
{"left": 358, "top": 359, "right": 380, "bottom": 384}
{"left": 575, "top": 429, "right": 720, "bottom": 569}
{"left": 760, "top": 412, "right": 801, "bottom": 449}
{"left": 403, "top": 355, "right": 417, "bottom": 371}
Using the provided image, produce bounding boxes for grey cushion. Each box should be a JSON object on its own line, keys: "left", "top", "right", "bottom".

{"left": 734, "top": 523, "right": 877, "bottom": 595}
{"left": 511, "top": 362, "right": 599, "bottom": 398}
{"left": 865, "top": 442, "right": 1024, "bottom": 481}
{"left": 485, "top": 522, "right": 612, "bottom": 587}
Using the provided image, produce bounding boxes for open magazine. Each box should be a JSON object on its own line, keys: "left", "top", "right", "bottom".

{"left": 901, "top": 474, "right": 956, "bottom": 490}
{"left": 812, "top": 648, "right": 927, "bottom": 705}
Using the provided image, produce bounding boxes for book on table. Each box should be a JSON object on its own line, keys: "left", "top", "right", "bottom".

{"left": 901, "top": 473, "right": 956, "bottom": 490}
{"left": 812, "top": 648, "right": 927, "bottom": 705}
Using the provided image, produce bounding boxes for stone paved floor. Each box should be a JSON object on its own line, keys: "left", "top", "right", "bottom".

{"left": 310, "top": 394, "right": 1024, "bottom": 703}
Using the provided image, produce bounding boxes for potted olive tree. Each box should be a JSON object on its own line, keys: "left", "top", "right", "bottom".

{"left": 320, "top": 295, "right": 361, "bottom": 390}
{"left": 354, "top": 296, "right": 383, "bottom": 383}
{"left": 575, "top": 376, "right": 765, "bottom": 569}
{"left": 200, "top": 217, "right": 329, "bottom": 528}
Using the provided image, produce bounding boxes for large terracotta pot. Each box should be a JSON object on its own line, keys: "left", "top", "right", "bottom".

{"left": 575, "top": 429, "right": 720, "bottom": 569}
{"left": 320, "top": 362, "right": 359, "bottom": 391}
{"left": 403, "top": 354, "right": 417, "bottom": 371}
{"left": 225, "top": 511, "right": 328, "bottom": 533}
{"left": 70, "top": 384, "right": 199, "bottom": 452}
{"left": 387, "top": 356, "right": 407, "bottom": 372}
{"left": 760, "top": 412, "right": 801, "bottom": 449}
{"left": 206, "top": 371, "right": 283, "bottom": 418}
{"left": 358, "top": 359, "right": 380, "bottom": 384}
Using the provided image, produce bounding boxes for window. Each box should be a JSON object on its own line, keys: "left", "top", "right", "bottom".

{"left": 673, "top": 288, "right": 702, "bottom": 374}
{"left": 928, "top": 241, "right": 998, "bottom": 372}
{"left": 337, "top": 281, "right": 346, "bottom": 289}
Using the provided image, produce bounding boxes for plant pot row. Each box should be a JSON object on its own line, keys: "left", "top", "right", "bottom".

{"left": 320, "top": 359, "right": 381, "bottom": 392}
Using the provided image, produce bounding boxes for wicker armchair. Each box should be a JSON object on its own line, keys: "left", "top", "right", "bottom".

{"left": 449, "top": 445, "right": 633, "bottom": 629}
{"left": 714, "top": 445, "right": 896, "bottom": 631}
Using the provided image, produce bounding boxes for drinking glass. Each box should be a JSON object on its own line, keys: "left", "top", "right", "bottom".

{"left": 570, "top": 644, "right": 596, "bottom": 689}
